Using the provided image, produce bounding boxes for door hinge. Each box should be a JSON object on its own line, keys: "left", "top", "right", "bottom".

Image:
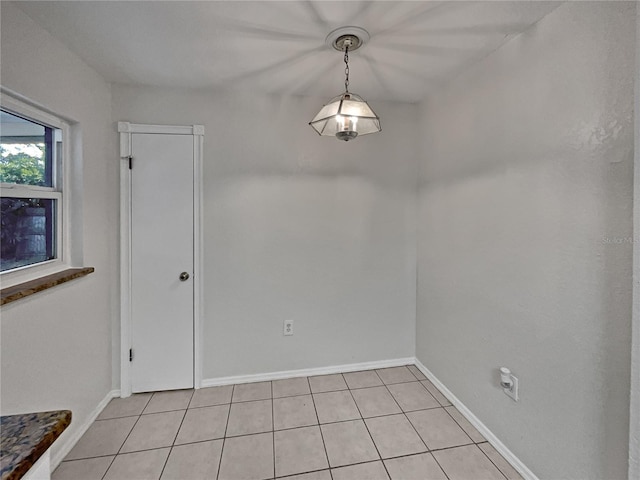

{"left": 129, "top": 348, "right": 133, "bottom": 362}
{"left": 128, "top": 156, "right": 133, "bottom": 169}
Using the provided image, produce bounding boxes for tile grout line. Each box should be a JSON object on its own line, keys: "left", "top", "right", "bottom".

{"left": 366, "top": 369, "right": 396, "bottom": 479}
{"left": 477, "top": 444, "right": 512, "bottom": 480}
{"left": 275, "top": 467, "right": 331, "bottom": 479}
{"left": 442, "top": 405, "right": 485, "bottom": 445}
{"left": 377, "top": 367, "right": 427, "bottom": 480}
{"left": 389, "top": 373, "right": 472, "bottom": 480}
{"left": 307, "top": 376, "right": 333, "bottom": 479}
{"left": 99, "top": 455, "right": 117, "bottom": 480}
{"left": 421, "top": 378, "right": 452, "bottom": 408}
{"left": 156, "top": 390, "right": 194, "bottom": 479}
{"left": 115, "top": 413, "right": 142, "bottom": 455}
{"left": 387, "top": 369, "right": 454, "bottom": 480}
{"left": 343, "top": 373, "right": 386, "bottom": 475}
{"left": 215, "top": 384, "right": 234, "bottom": 480}
{"left": 412, "top": 379, "right": 442, "bottom": 407}
{"left": 271, "top": 381, "right": 276, "bottom": 479}
{"left": 186, "top": 385, "right": 203, "bottom": 409}
{"left": 170, "top": 407, "right": 459, "bottom": 443}
{"left": 430, "top": 450, "right": 453, "bottom": 480}
{"left": 75, "top": 431, "right": 477, "bottom": 462}
{"left": 391, "top": 403, "right": 452, "bottom": 479}
{"left": 386, "top": 367, "right": 476, "bottom": 479}
{"left": 407, "top": 365, "right": 422, "bottom": 381}
{"left": 99, "top": 392, "right": 155, "bottom": 480}
{"left": 392, "top": 379, "right": 454, "bottom": 480}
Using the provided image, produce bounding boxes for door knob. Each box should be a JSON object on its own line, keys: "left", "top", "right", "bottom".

{"left": 179, "top": 272, "right": 190, "bottom": 281}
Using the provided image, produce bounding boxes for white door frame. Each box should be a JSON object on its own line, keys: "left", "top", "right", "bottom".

{"left": 118, "top": 122, "right": 204, "bottom": 397}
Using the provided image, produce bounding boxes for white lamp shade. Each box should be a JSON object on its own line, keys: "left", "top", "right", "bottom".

{"left": 309, "top": 92, "right": 381, "bottom": 139}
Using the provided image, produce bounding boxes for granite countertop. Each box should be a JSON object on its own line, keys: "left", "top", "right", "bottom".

{"left": 0, "top": 410, "right": 71, "bottom": 480}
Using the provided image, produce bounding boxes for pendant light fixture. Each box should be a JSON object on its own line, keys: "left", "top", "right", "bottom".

{"left": 309, "top": 27, "right": 381, "bottom": 141}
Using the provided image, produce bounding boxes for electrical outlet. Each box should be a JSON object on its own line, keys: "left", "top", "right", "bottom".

{"left": 504, "top": 374, "right": 519, "bottom": 402}
{"left": 283, "top": 320, "right": 293, "bottom": 336}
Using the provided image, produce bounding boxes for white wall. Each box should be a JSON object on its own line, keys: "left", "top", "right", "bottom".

{"left": 112, "top": 86, "right": 418, "bottom": 380}
{"left": 416, "top": 2, "right": 636, "bottom": 479}
{"left": 0, "top": 1, "right": 117, "bottom": 462}
{"left": 630, "top": 6, "right": 640, "bottom": 479}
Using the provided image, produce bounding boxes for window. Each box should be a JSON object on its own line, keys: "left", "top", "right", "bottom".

{"left": 1, "top": 99, "right": 66, "bottom": 278}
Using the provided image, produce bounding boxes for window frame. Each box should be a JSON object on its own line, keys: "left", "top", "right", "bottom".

{"left": 1, "top": 94, "right": 70, "bottom": 286}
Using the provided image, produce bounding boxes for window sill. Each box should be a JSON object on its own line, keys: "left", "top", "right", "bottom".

{"left": 0, "top": 267, "right": 94, "bottom": 306}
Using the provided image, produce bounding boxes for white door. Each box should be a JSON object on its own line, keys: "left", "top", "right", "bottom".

{"left": 130, "top": 132, "right": 194, "bottom": 393}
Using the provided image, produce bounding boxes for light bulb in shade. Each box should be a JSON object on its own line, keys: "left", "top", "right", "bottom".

{"left": 335, "top": 115, "right": 358, "bottom": 141}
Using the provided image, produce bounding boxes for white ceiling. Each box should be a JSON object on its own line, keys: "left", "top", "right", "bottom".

{"left": 15, "top": 1, "right": 561, "bottom": 103}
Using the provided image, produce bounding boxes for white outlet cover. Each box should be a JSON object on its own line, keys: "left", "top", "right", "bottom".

{"left": 504, "top": 375, "right": 519, "bottom": 401}
{"left": 284, "top": 320, "right": 293, "bottom": 336}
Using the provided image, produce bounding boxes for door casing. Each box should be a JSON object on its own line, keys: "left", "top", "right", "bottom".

{"left": 118, "top": 122, "right": 204, "bottom": 397}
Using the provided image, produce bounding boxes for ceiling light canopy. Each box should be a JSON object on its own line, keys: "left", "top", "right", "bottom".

{"left": 309, "top": 27, "right": 381, "bottom": 142}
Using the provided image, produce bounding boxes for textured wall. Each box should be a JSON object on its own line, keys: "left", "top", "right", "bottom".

{"left": 630, "top": 6, "right": 640, "bottom": 479}
{"left": 0, "top": 1, "right": 117, "bottom": 463}
{"left": 416, "top": 2, "right": 636, "bottom": 479}
{"left": 112, "top": 85, "right": 418, "bottom": 380}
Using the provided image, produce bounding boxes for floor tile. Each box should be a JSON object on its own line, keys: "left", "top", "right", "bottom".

{"left": 103, "top": 448, "right": 170, "bottom": 480}
{"left": 445, "top": 406, "right": 485, "bottom": 443}
{"left": 309, "top": 374, "right": 348, "bottom": 393}
{"left": 321, "top": 419, "right": 379, "bottom": 468}
{"left": 143, "top": 389, "right": 193, "bottom": 414}
{"left": 365, "top": 414, "right": 427, "bottom": 459}
{"left": 343, "top": 370, "right": 383, "bottom": 389}
{"left": 351, "top": 386, "right": 402, "bottom": 418}
{"left": 387, "top": 382, "right": 440, "bottom": 412}
{"left": 332, "top": 461, "right": 389, "bottom": 480}
{"left": 97, "top": 393, "right": 152, "bottom": 420}
{"left": 274, "top": 394, "right": 317, "bottom": 430}
{"left": 421, "top": 380, "right": 451, "bottom": 406}
{"left": 273, "top": 377, "right": 310, "bottom": 398}
{"left": 60, "top": 373, "right": 521, "bottom": 480}
{"left": 52, "top": 457, "right": 114, "bottom": 480}
{"left": 313, "top": 390, "right": 360, "bottom": 424}
{"left": 433, "top": 444, "right": 505, "bottom": 480}
{"left": 384, "top": 452, "right": 448, "bottom": 480}
{"left": 376, "top": 366, "right": 416, "bottom": 385}
{"left": 274, "top": 425, "right": 329, "bottom": 477}
{"left": 479, "top": 442, "right": 524, "bottom": 479}
{"left": 120, "top": 410, "right": 184, "bottom": 453}
{"left": 161, "top": 439, "right": 223, "bottom": 480}
{"left": 175, "top": 404, "right": 229, "bottom": 444}
{"left": 218, "top": 432, "right": 274, "bottom": 480}
{"left": 189, "top": 385, "right": 233, "bottom": 408}
{"left": 232, "top": 381, "right": 272, "bottom": 402}
{"left": 226, "top": 399, "right": 273, "bottom": 436}
{"left": 407, "top": 365, "right": 427, "bottom": 381}
{"left": 277, "top": 471, "right": 331, "bottom": 480}
{"left": 65, "top": 416, "right": 137, "bottom": 460}
{"left": 407, "top": 408, "right": 473, "bottom": 450}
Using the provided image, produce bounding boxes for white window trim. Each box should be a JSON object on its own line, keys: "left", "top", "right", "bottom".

{"left": 0, "top": 92, "right": 72, "bottom": 287}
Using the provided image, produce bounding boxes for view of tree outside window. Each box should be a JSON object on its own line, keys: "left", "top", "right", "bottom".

{"left": 1, "top": 143, "right": 47, "bottom": 185}
{"left": 1, "top": 110, "right": 58, "bottom": 272}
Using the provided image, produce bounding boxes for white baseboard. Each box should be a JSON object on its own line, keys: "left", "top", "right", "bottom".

{"left": 200, "top": 357, "right": 415, "bottom": 388}
{"left": 413, "top": 359, "right": 538, "bottom": 480}
{"left": 50, "top": 389, "right": 120, "bottom": 470}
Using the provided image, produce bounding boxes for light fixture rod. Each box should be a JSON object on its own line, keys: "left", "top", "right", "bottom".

{"left": 344, "top": 44, "right": 350, "bottom": 92}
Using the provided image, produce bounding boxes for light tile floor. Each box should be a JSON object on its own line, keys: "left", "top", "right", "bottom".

{"left": 53, "top": 365, "right": 523, "bottom": 480}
